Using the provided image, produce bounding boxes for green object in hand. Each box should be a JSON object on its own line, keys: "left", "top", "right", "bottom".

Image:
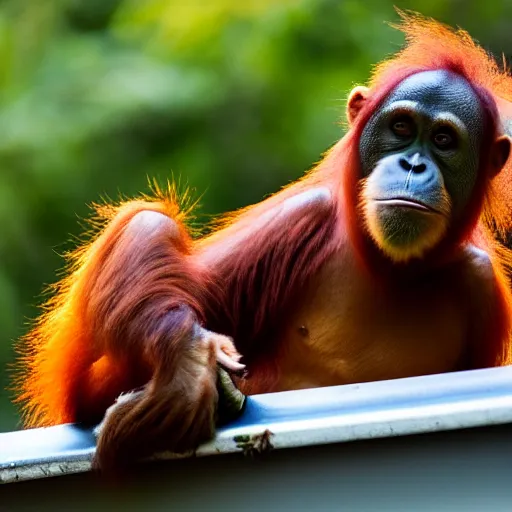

{"left": 215, "top": 368, "right": 246, "bottom": 426}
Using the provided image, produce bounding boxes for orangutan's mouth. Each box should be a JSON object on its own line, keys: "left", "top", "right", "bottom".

{"left": 375, "top": 198, "right": 441, "bottom": 214}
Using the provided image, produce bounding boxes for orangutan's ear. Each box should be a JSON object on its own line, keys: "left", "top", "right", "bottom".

{"left": 490, "top": 135, "right": 511, "bottom": 178}
{"left": 346, "top": 86, "right": 370, "bottom": 126}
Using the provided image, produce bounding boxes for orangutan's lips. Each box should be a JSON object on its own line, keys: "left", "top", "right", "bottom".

{"left": 375, "top": 198, "right": 440, "bottom": 214}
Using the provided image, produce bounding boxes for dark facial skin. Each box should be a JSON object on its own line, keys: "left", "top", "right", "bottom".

{"left": 358, "top": 70, "right": 485, "bottom": 260}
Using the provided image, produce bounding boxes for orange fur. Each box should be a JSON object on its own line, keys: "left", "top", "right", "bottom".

{"left": 14, "top": 185, "right": 202, "bottom": 427}
{"left": 12, "top": 12, "right": 512, "bottom": 471}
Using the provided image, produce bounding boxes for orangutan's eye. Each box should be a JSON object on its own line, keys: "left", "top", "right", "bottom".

{"left": 391, "top": 116, "right": 414, "bottom": 138}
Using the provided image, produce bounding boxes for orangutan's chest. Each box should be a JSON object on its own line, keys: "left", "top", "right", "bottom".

{"left": 275, "top": 257, "right": 468, "bottom": 390}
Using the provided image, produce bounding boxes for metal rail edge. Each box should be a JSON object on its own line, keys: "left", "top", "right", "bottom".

{"left": 2, "top": 365, "right": 512, "bottom": 484}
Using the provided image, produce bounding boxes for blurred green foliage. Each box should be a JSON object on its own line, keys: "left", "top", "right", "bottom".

{"left": 1, "top": 0, "right": 511, "bottom": 431}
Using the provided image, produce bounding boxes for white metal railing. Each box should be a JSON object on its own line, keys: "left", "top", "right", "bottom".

{"left": 2, "top": 365, "right": 512, "bottom": 484}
